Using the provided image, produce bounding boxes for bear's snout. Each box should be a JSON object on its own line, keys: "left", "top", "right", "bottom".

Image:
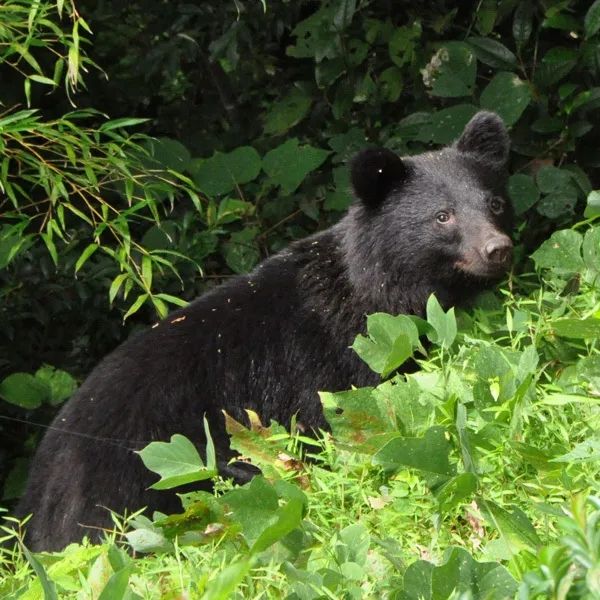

{"left": 484, "top": 235, "right": 513, "bottom": 265}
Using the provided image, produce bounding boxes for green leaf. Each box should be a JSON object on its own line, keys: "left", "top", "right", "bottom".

{"left": 508, "top": 173, "right": 539, "bottom": 215}
{"left": 372, "top": 426, "right": 455, "bottom": 476}
{"left": 531, "top": 229, "right": 584, "bottom": 275}
{"left": 585, "top": 0, "right": 600, "bottom": 38}
{"left": 201, "top": 559, "right": 252, "bottom": 600}
{"left": 552, "top": 437, "right": 600, "bottom": 463}
{"left": 536, "top": 166, "right": 575, "bottom": 194}
{"left": 223, "top": 227, "right": 260, "bottom": 274}
{"left": 75, "top": 243, "right": 99, "bottom": 274}
{"left": 351, "top": 313, "right": 420, "bottom": 377}
{"left": 425, "top": 42, "right": 476, "bottom": 98}
{"left": 190, "top": 146, "right": 262, "bottom": 197}
{"left": 479, "top": 499, "right": 541, "bottom": 552}
{"left": 0, "top": 373, "right": 49, "bottom": 409}
{"left": 467, "top": 36, "right": 517, "bottom": 69}
{"left": 419, "top": 104, "right": 479, "bottom": 144}
{"left": 262, "top": 138, "right": 330, "bottom": 195}
{"left": 400, "top": 547, "right": 517, "bottom": 600}
{"left": 251, "top": 498, "right": 304, "bottom": 554}
{"left": 426, "top": 294, "right": 457, "bottom": 348}
{"left": 137, "top": 433, "right": 215, "bottom": 490}
{"left": 551, "top": 318, "right": 600, "bottom": 339}
{"left": 584, "top": 190, "right": 600, "bottom": 219}
{"left": 21, "top": 546, "right": 58, "bottom": 600}
{"left": 98, "top": 567, "right": 131, "bottom": 600}
{"left": 123, "top": 293, "right": 149, "bottom": 320}
{"left": 434, "top": 472, "right": 478, "bottom": 513}
{"left": 263, "top": 89, "right": 312, "bottom": 135}
{"left": 480, "top": 72, "right": 531, "bottom": 126}
{"left": 513, "top": 2, "right": 533, "bottom": 45}
{"left": 34, "top": 366, "right": 76, "bottom": 406}
{"left": 535, "top": 47, "right": 577, "bottom": 87}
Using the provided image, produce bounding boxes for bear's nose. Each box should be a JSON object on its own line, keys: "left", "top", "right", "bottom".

{"left": 485, "top": 236, "right": 513, "bottom": 264}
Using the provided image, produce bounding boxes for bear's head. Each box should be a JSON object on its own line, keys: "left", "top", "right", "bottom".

{"left": 344, "top": 111, "right": 513, "bottom": 313}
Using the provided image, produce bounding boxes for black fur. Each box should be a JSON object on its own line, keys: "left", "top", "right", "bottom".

{"left": 16, "top": 111, "right": 513, "bottom": 551}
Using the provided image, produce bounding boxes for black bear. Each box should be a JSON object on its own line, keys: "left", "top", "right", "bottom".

{"left": 16, "top": 111, "right": 513, "bottom": 551}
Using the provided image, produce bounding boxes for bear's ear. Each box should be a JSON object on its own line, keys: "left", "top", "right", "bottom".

{"left": 455, "top": 111, "right": 509, "bottom": 168}
{"left": 350, "top": 148, "right": 407, "bottom": 207}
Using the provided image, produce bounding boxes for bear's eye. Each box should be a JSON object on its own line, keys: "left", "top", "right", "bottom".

{"left": 436, "top": 211, "right": 451, "bottom": 224}
{"left": 489, "top": 196, "right": 505, "bottom": 215}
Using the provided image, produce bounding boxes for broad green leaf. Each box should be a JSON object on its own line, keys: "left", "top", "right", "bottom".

{"left": 262, "top": 138, "right": 330, "bottom": 195}
{"left": 263, "top": 89, "right": 312, "bottom": 135}
{"left": 98, "top": 567, "right": 131, "bottom": 600}
{"left": 190, "top": 146, "right": 262, "bottom": 196}
{"left": 508, "top": 173, "right": 539, "bottom": 215}
{"left": 480, "top": 72, "right": 531, "bottom": 126}
{"left": 537, "top": 192, "right": 577, "bottom": 219}
{"left": 535, "top": 47, "right": 577, "bottom": 87}
{"left": 137, "top": 434, "right": 215, "bottom": 490}
{"left": 426, "top": 294, "right": 457, "bottom": 348}
{"left": 551, "top": 318, "right": 600, "bottom": 339}
{"left": 34, "top": 366, "right": 76, "bottom": 406}
{"left": 223, "top": 227, "right": 260, "bottom": 274}
{"left": 425, "top": 42, "right": 476, "bottom": 98}
{"left": 250, "top": 498, "right": 304, "bottom": 554}
{"left": 0, "top": 373, "right": 49, "bottom": 409}
{"left": 531, "top": 229, "right": 584, "bottom": 275}
{"left": 352, "top": 313, "right": 419, "bottom": 377}
{"left": 476, "top": 0, "right": 497, "bottom": 35}
{"left": 399, "top": 547, "right": 517, "bottom": 600}
{"left": 513, "top": 2, "right": 533, "bottom": 44}
{"left": 321, "top": 387, "right": 402, "bottom": 454}
{"left": 372, "top": 426, "right": 455, "bottom": 476}
{"left": 434, "top": 472, "right": 478, "bottom": 513}
{"left": 479, "top": 499, "right": 541, "bottom": 552}
{"left": 388, "top": 23, "right": 421, "bottom": 68}
{"left": 536, "top": 165, "right": 576, "bottom": 194}
{"left": 419, "top": 104, "right": 479, "bottom": 144}
{"left": 551, "top": 438, "right": 600, "bottom": 463}
{"left": 585, "top": 0, "right": 600, "bottom": 38}
{"left": 584, "top": 190, "right": 600, "bottom": 218}
{"left": 201, "top": 559, "right": 252, "bottom": 600}
{"left": 467, "top": 36, "right": 517, "bottom": 69}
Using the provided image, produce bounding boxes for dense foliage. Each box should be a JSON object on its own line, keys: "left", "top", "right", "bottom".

{"left": 1, "top": 0, "right": 600, "bottom": 597}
